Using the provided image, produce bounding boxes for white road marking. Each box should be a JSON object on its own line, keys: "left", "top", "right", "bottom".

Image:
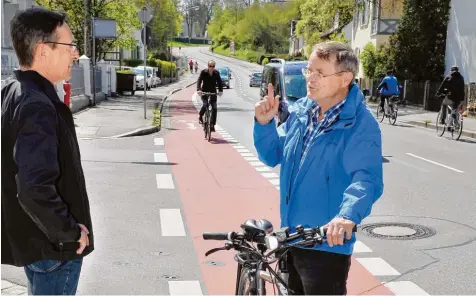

{"left": 168, "top": 280, "right": 203, "bottom": 295}
{"left": 156, "top": 174, "right": 175, "bottom": 189}
{"left": 255, "top": 166, "right": 271, "bottom": 172}
{"left": 232, "top": 145, "right": 246, "bottom": 149}
{"left": 406, "top": 153, "right": 464, "bottom": 173}
{"left": 384, "top": 281, "right": 430, "bottom": 295}
{"left": 262, "top": 172, "right": 279, "bottom": 178}
{"left": 235, "top": 148, "right": 250, "bottom": 153}
{"left": 353, "top": 241, "right": 373, "bottom": 253}
{"left": 241, "top": 152, "right": 255, "bottom": 157}
{"left": 249, "top": 161, "right": 264, "bottom": 166}
{"left": 160, "top": 209, "right": 186, "bottom": 237}
{"left": 269, "top": 179, "right": 280, "bottom": 186}
{"left": 244, "top": 156, "right": 259, "bottom": 161}
{"left": 154, "top": 138, "right": 164, "bottom": 146}
{"left": 275, "top": 186, "right": 280, "bottom": 190}
{"left": 187, "top": 123, "right": 197, "bottom": 130}
{"left": 356, "top": 258, "right": 401, "bottom": 276}
{"left": 154, "top": 153, "right": 169, "bottom": 163}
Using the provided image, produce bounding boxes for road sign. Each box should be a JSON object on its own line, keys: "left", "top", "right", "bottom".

{"left": 138, "top": 6, "right": 153, "bottom": 23}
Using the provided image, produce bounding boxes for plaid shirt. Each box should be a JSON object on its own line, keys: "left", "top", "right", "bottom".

{"left": 300, "top": 99, "right": 346, "bottom": 166}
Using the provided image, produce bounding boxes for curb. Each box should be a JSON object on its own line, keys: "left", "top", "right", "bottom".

{"left": 115, "top": 80, "right": 197, "bottom": 138}
{"left": 403, "top": 120, "right": 476, "bottom": 139}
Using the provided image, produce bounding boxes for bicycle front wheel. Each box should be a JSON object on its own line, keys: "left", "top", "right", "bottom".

{"left": 237, "top": 267, "right": 257, "bottom": 295}
{"left": 452, "top": 117, "right": 463, "bottom": 141}
{"left": 388, "top": 105, "right": 397, "bottom": 125}
{"left": 436, "top": 111, "right": 445, "bottom": 137}
{"left": 376, "top": 106, "right": 385, "bottom": 122}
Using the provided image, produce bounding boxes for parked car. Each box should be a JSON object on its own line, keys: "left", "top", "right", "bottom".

{"left": 133, "top": 66, "right": 157, "bottom": 90}
{"left": 260, "top": 59, "right": 307, "bottom": 126}
{"left": 217, "top": 67, "right": 231, "bottom": 89}
{"left": 249, "top": 71, "right": 262, "bottom": 87}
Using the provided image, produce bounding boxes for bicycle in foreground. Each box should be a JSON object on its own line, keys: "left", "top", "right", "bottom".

{"left": 199, "top": 91, "right": 215, "bottom": 142}
{"left": 203, "top": 219, "right": 356, "bottom": 295}
{"left": 376, "top": 95, "right": 399, "bottom": 125}
{"left": 436, "top": 95, "right": 463, "bottom": 141}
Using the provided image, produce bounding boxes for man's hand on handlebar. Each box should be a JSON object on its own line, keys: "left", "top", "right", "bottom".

{"left": 197, "top": 90, "right": 202, "bottom": 96}
{"left": 324, "top": 217, "right": 356, "bottom": 247}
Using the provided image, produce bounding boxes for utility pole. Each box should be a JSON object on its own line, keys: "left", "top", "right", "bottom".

{"left": 83, "top": 0, "right": 91, "bottom": 57}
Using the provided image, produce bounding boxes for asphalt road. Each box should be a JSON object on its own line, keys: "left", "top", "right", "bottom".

{"left": 183, "top": 46, "right": 476, "bottom": 295}
{"left": 2, "top": 46, "right": 474, "bottom": 295}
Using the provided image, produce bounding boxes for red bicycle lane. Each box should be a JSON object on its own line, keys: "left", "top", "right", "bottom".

{"left": 163, "top": 87, "right": 393, "bottom": 295}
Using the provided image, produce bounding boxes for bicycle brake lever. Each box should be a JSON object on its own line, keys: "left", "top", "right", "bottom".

{"left": 205, "top": 247, "right": 227, "bottom": 256}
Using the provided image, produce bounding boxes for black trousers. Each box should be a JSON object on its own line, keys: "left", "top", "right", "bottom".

{"left": 287, "top": 248, "right": 351, "bottom": 295}
{"left": 199, "top": 95, "right": 217, "bottom": 125}
{"left": 440, "top": 99, "right": 461, "bottom": 124}
{"left": 379, "top": 94, "right": 393, "bottom": 109}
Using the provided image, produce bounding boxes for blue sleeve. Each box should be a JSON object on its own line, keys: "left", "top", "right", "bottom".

{"left": 253, "top": 113, "right": 292, "bottom": 167}
{"left": 337, "top": 118, "right": 384, "bottom": 225}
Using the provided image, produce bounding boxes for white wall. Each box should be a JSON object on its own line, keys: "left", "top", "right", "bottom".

{"left": 444, "top": 0, "right": 476, "bottom": 83}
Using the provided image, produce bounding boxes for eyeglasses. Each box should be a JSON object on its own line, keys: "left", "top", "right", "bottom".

{"left": 301, "top": 67, "right": 347, "bottom": 80}
{"left": 208, "top": 65, "right": 215, "bottom": 68}
{"left": 44, "top": 41, "right": 78, "bottom": 53}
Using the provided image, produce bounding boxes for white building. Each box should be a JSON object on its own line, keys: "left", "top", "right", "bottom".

{"left": 1, "top": 0, "right": 35, "bottom": 78}
{"left": 444, "top": 0, "right": 476, "bottom": 83}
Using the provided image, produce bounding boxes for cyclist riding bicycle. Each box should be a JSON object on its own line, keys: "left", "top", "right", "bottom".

{"left": 189, "top": 59, "right": 194, "bottom": 72}
{"left": 194, "top": 61, "right": 198, "bottom": 73}
{"left": 377, "top": 69, "right": 400, "bottom": 111}
{"left": 197, "top": 60, "right": 223, "bottom": 132}
{"left": 436, "top": 65, "right": 465, "bottom": 124}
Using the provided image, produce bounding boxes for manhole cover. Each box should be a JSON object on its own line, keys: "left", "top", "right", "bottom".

{"left": 203, "top": 260, "right": 225, "bottom": 267}
{"left": 361, "top": 222, "right": 436, "bottom": 240}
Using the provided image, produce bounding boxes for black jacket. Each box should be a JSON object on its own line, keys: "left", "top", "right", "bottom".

{"left": 437, "top": 71, "right": 465, "bottom": 103}
{"left": 1, "top": 70, "right": 94, "bottom": 267}
{"left": 197, "top": 69, "right": 223, "bottom": 93}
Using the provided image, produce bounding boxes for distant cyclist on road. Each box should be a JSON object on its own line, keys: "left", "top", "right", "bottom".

{"left": 189, "top": 59, "right": 194, "bottom": 72}
{"left": 194, "top": 61, "right": 198, "bottom": 73}
{"left": 377, "top": 69, "right": 400, "bottom": 110}
{"left": 197, "top": 60, "right": 223, "bottom": 132}
{"left": 436, "top": 65, "right": 465, "bottom": 124}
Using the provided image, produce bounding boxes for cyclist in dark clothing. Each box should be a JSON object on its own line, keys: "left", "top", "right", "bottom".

{"left": 197, "top": 60, "right": 223, "bottom": 132}
{"left": 437, "top": 66, "right": 465, "bottom": 124}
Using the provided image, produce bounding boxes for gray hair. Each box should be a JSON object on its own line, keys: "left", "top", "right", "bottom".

{"left": 312, "top": 41, "right": 359, "bottom": 78}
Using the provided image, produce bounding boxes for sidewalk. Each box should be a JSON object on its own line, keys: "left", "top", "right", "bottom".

{"left": 366, "top": 101, "right": 476, "bottom": 139}
{"left": 73, "top": 74, "right": 197, "bottom": 139}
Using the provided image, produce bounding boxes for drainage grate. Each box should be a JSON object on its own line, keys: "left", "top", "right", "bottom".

{"left": 361, "top": 222, "right": 436, "bottom": 240}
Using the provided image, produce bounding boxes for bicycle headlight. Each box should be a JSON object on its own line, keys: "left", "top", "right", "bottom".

{"left": 265, "top": 236, "right": 279, "bottom": 251}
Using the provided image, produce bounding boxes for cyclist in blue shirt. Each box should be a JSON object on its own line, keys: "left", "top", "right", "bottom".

{"left": 377, "top": 70, "right": 400, "bottom": 110}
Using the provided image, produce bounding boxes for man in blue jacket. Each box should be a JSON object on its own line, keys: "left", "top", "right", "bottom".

{"left": 377, "top": 70, "right": 400, "bottom": 110}
{"left": 253, "top": 41, "right": 383, "bottom": 295}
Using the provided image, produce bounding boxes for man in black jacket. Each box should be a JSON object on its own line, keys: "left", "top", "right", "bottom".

{"left": 437, "top": 66, "right": 465, "bottom": 124}
{"left": 197, "top": 60, "right": 223, "bottom": 132}
{"left": 1, "top": 7, "right": 93, "bottom": 295}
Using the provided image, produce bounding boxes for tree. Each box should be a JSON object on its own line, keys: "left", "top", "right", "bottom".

{"left": 137, "top": 0, "right": 182, "bottom": 55}
{"left": 296, "top": 0, "right": 354, "bottom": 55}
{"left": 37, "top": 0, "right": 141, "bottom": 61}
{"left": 392, "top": 0, "right": 451, "bottom": 80}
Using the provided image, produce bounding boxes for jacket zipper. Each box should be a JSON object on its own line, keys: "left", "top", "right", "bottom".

{"left": 286, "top": 130, "right": 302, "bottom": 205}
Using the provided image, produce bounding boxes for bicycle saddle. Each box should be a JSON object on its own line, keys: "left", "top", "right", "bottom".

{"left": 240, "top": 219, "right": 274, "bottom": 235}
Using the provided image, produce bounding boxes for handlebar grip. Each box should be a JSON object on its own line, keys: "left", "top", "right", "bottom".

{"left": 320, "top": 225, "right": 358, "bottom": 236}
{"left": 203, "top": 232, "right": 230, "bottom": 240}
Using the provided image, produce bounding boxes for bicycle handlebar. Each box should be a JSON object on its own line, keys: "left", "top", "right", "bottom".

{"left": 203, "top": 225, "right": 357, "bottom": 246}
